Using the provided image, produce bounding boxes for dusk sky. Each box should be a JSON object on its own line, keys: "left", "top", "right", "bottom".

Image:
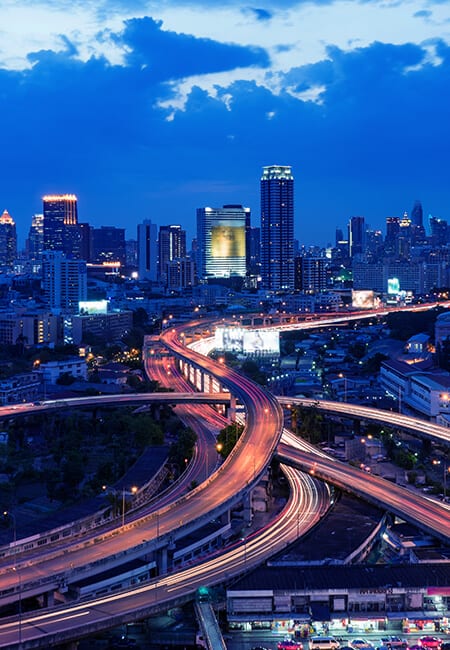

{"left": 2, "top": 0, "right": 450, "bottom": 247}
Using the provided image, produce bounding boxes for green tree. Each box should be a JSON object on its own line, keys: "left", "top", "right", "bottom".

{"left": 216, "top": 422, "right": 244, "bottom": 458}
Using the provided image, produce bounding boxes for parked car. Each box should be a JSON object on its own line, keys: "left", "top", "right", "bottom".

{"left": 419, "top": 637, "right": 442, "bottom": 650}
{"left": 309, "top": 636, "right": 341, "bottom": 650}
{"left": 350, "top": 640, "right": 374, "bottom": 650}
{"left": 278, "top": 640, "right": 302, "bottom": 650}
{"left": 381, "top": 636, "right": 408, "bottom": 649}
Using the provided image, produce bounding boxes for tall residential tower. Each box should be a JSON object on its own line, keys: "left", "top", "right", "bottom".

{"left": 260, "top": 165, "right": 294, "bottom": 291}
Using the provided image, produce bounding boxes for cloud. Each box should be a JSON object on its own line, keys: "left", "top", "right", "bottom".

{"left": 1, "top": 15, "right": 450, "bottom": 247}
{"left": 246, "top": 7, "right": 273, "bottom": 21}
{"left": 414, "top": 9, "right": 433, "bottom": 19}
{"left": 117, "top": 16, "right": 270, "bottom": 79}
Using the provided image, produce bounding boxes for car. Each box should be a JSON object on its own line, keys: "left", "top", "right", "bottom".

{"left": 309, "top": 637, "right": 341, "bottom": 650}
{"left": 381, "top": 637, "right": 408, "bottom": 649}
{"left": 278, "top": 641, "right": 302, "bottom": 650}
{"left": 351, "top": 640, "right": 373, "bottom": 650}
{"left": 419, "top": 638, "right": 442, "bottom": 650}
{"left": 251, "top": 646, "right": 272, "bottom": 650}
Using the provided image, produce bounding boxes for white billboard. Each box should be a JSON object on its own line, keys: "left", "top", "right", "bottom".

{"left": 243, "top": 329, "right": 280, "bottom": 354}
{"left": 215, "top": 327, "right": 280, "bottom": 355}
{"left": 352, "top": 290, "right": 380, "bottom": 309}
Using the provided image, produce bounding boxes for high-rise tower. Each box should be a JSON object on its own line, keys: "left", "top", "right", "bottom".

{"left": 196, "top": 205, "right": 249, "bottom": 281}
{"left": 348, "top": 216, "right": 366, "bottom": 258}
{"left": 43, "top": 194, "right": 78, "bottom": 255}
{"left": 158, "top": 225, "right": 186, "bottom": 284}
{"left": 0, "top": 209, "right": 17, "bottom": 269}
{"left": 260, "top": 165, "right": 294, "bottom": 291}
{"left": 137, "top": 219, "right": 158, "bottom": 281}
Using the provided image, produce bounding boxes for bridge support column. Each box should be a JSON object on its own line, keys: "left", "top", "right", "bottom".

{"left": 200, "top": 371, "right": 205, "bottom": 392}
{"left": 208, "top": 373, "right": 213, "bottom": 393}
{"left": 227, "top": 394, "right": 236, "bottom": 422}
{"left": 156, "top": 546, "right": 168, "bottom": 575}
{"left": 242, "top": 492, "right": 252, "bottom": 524}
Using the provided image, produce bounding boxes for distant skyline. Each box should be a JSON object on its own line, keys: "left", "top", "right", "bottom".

{"left": 1, "top": 0, "right": 450, "bottom": 247}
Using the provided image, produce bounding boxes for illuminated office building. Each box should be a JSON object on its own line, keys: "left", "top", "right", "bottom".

{"left": 28, "top": 213, "right": 44, "bottom": 260}
{"left": 348, "top": 215, "right": 366, "bottom": 258}
{"left": 137, "top": 219, "right": 158, "bottom": 281}
{"left": 43, "top": 194, "right": 79, "bottom": 256}
{"left": 158, "top": 225, "right": 186, "bottom": 284}
{"left": 42, "top": 251, "right": 87, "bottom": 312}
{"left": 0, "top": 209, "right": 17, "bottom": 269}
{"left": 91, "top": 226, "right": 126, "bottom": 266}
{"left": 197, "top": 205, "right": 249, "bottom": 280}
{"left": 260, "top": 165, "right": 294, "bottom": 291}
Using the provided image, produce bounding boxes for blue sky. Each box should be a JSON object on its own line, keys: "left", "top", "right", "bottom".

{"left": 1, "top": 0, "right": 450, "bottom": 247}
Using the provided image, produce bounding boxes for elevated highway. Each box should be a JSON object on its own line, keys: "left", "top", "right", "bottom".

{"left": 1, "top": 306, "right": 450, "bottom": 646}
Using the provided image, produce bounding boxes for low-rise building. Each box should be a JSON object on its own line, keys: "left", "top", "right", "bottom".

{"left": 0, "top": 371, "right": 41, "bottom": 404}
{"left": 40, "top": 358, "right": 87, "bottom": 384}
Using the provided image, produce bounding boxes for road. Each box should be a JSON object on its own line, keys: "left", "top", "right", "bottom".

{"left": 1, "top": 305, "right": 450, "bottom": 646}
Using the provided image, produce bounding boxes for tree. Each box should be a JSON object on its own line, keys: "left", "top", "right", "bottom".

{"left": 216, "top": 422, "right": 244, "bottom": 458}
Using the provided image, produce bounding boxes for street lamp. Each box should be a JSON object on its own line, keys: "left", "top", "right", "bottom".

{"left": 338, "top": 373, "right": 347, "bottom": 402}
{"left": 3, "top": 511, "right": 21, "bottom": 649}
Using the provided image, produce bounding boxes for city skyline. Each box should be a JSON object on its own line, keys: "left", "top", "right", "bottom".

{"left": 1, "top": 0, "right": 450, "bottom": 246}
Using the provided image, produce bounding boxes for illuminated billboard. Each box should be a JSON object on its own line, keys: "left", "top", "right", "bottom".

{"left": 215, "top": 327, "right": 280, "bottom": 355}
{"left": 352, "top": 290, "right": 379, "bottom": 309}
{"left": 215, "top": 327, "right": 244, "bottom": 352}
{"left": 211, "top": 225, "right": 245, "bottom": 258}
{"left": 387, "top": 277, "right": 400, "bottom": 295}
{"left": 243, "top": 329, "right": 280, "bottom": 354}
{"left": 79, "top": 300, "right": 108, "bottom": 315}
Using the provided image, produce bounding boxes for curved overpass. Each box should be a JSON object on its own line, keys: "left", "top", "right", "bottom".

{"left": 1, "top": 307, "right": 450, "bottom": 646}
{"left": 277, "top": 397, "right": 450, "bottom": 445}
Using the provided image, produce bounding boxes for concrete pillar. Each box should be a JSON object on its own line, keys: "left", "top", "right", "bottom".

{"left": 156, "top": 546, "right": 168, "bottom": 575}
{"left": 200, "top": 371, "right": 205, "bottom": 392}
{"left": 242, "top": 491, "right": 252, "bottom": 524}
{"left": 227, "top": 394, "right": 237, "bottom": 422}
{"left": 208, "top": 374, "right": 213, "bottom": 393}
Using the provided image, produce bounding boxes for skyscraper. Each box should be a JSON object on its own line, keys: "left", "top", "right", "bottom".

{"left": 196, "top": 205, "right": 249, "bottom": 281}
{"left": 158, "top": 225, "right": 186, "bottom": 284}
{"left": 348, "top": 216, "right": 365, "bottom": 258}
{"left": 42, "top": 251, "right": 87, "bottom": 312}
{"left": 43, "top": 194, "right": 78, "bottom": 255}
{"left": 260, "top": 165, "right": 294, "bottom": 291}
{"left": 137, "top": 219, "right": 158, "bottom": 281}
{"left": 0, "top": 209, "right": 17, "bottom": 269}
{"left": 91, "top": 226, "right": 126, "bottom": 266}
{"left": 28, "top": 213, "right": 44, "bottom": 260}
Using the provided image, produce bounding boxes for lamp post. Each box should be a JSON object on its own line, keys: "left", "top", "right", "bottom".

{"left": 338, "top": 373, "right": 347, "bottom": 402}
{"left": 3, "top": 511, "right": 21, "bottom": 649}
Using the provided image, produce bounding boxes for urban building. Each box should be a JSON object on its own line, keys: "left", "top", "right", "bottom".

{"left": 91, "top": 226, "right": 126, "bottom": 267}
{"left": 158, "top": 225, "right": 186, "bottom": 284}
{"left": 42, "top": 251, "right": 87, "bottom": 312}
{"left": 429, "top": 216, "right": 448, "bottom": 247}
{"left": 40, "top": 358, "right": 87, "bottom": 384}
{"left": 348, "top": 216, "right": 365, "bottom": 257}
{"left": 196, "top": 205, "right": 249, "bottom": 281}
{"left": 295, "top": 256, "right": 327, "bottom": 293}
{"left": 138, "top": 219, "right": 158, "bottom": 281}
{"left": 166, "top": 257, "right": 196, "bottom": 291}
{"left": 0, "top": 209, "right": 17, "bottom": 269}
{"left": 65, "top": 310, "right": 133, "bottom": 345}
{"left": 227, "top": 564, "right": 450, "bottom": 635}
{"left": 260, "top": 165, "right": 294, "bottom": 291}
{"left": 28, "top": 213, "right": 44, "bottom": 260}
{"left": 0, "top": 372, "right": 42, "bottom": 405}
{"left": 0, "top": 309, "right": 60, "bottom": 346}
{"left": 43, "top": 194, "right": 79, "bottom": 256}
